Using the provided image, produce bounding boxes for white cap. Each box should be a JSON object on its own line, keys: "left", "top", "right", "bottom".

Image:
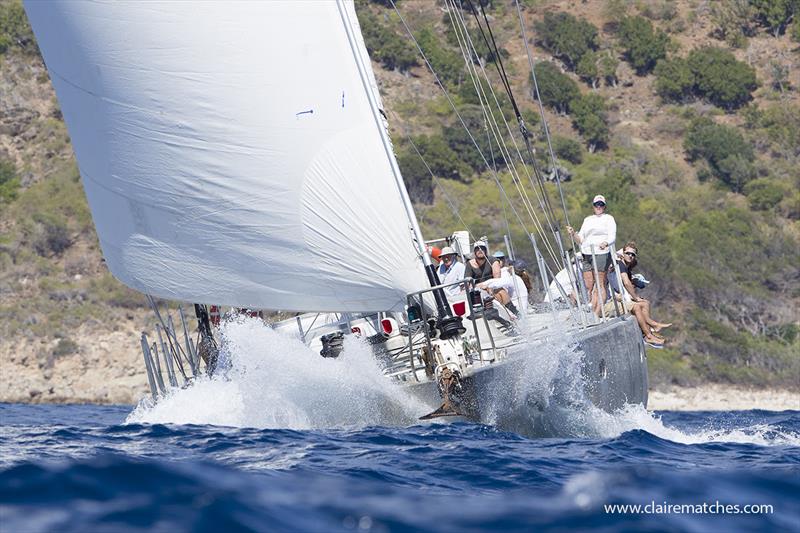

{"left": 593, "top": 194, "right": 606, "bottom": 204}
{"left": 472, "top": 240, "right": 487, "bottom": 250}
{"left": 440, "top": 246, "right": 457, "bottom": 256}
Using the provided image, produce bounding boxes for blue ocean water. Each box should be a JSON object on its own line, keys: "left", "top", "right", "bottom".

{"left": 1, "top": 404, "right": 799, "bottom": 532}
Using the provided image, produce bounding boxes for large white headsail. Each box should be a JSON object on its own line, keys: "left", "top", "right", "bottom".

{"left": 25, "top": 0, "right": 428, "bottom": 312}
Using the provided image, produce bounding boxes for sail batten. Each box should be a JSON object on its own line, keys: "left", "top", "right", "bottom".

{"left": 26, "top": 0, "right": 427, "bottom": 312}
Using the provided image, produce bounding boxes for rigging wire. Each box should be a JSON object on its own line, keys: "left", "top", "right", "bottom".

{"left": 445, "top": 1, "right": 561, "bottom": 264}
{"left": 465, "top": 0, "right": 561, "bottom": 235}
{"left": 513, "top": 0, "right": 572, "bottom": 230}
{"left": 401, "top": 123, "right": 475, "bottom": 240}
{"left": 389, "top": 0, "right": 541, "bottom": 262}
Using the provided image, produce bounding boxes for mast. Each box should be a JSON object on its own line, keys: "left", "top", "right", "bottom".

{"left": 338, "top": 1, "right": 464, "bottom": 339}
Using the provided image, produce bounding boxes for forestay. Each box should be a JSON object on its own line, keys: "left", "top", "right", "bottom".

{"left": 25, "top": 0, "right": 428, "bottom": 312}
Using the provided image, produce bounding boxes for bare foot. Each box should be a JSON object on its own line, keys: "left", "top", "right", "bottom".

{"left": 644, "top": 335, "right": 664, "bottom": 345}
{"left": 652, "top": 323, "right": 672, "bottom": 333}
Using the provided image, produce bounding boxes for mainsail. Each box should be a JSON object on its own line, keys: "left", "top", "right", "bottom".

{"left": 25, "top": 0, "right": 428, "bottom": 312}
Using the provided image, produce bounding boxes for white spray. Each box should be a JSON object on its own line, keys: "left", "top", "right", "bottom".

{"left": 127, "top": 316, "right": 429, "bottom": 429}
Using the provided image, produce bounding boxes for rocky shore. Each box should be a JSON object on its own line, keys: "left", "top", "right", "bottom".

{"left": 2, "top": 338, "right": 797, "bottom": 413}
{"left": 1, "top": 323, "right": 149, "bottom": 405}
{"left": 648, "top": 385, "right": 800, "bottom": 411}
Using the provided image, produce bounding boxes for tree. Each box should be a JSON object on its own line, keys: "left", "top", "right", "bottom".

{"left": 577, "top": 51, "right": 600, "bottom": 89}
{"left": 653, "top": 58, "right": 694, "bottom": 102}
{"left": 617, "top": 16, "right": 669, "bottom": 75}
{"left": 597, "top": 49, "right": 619, "bottom": 87}
{"left": 684, "top": 117, "right": 755, "bottom": 192}
{"left": 409, "top": 134, "right": 470, "bottom": 182}
{"left": 359, "top": 10, "right": 418, "bottom": 72}
{"left": 750, "top": 0, "right": 799, "bottom": 37}
{"left": 443, "top": 105, "right": 501, "bottom": 173}
{"left": 687, "top": 47, "right": 758, "bottom": 110}
{"left": 552, "top": 136, "right": 583, "bottom": 164}
{"left": 531, "top": 62, "right": 579, "bottom": 115}
{"left": 397, "top": 151, "right": 433, "bottom": 204}
{"left": 534, "top": 12, "right": 598, "bottom": 70}
{"left": 570, "top": 93, "right": 609, "bottom": 151}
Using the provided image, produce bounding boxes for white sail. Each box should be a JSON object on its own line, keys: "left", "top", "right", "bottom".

{"left": 24, "top": 0, "right": 429, "bottom": 312}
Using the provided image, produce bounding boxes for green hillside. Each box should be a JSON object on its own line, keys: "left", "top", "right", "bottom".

{"left": 1, "top": 0, "right": 798, "bottom": 390}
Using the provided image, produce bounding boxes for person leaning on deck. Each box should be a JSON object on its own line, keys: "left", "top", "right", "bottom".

{"left": 464, "top": 240, "right": 500, "bottom": 283}
{"left": 566, "top": 194, "right": 616, "bottom": 316}
{"left": 605, "top": 242, "right": 672, "bottom": 346}
{"left": 437, "top": 246, "right": 466, "bottom": 298}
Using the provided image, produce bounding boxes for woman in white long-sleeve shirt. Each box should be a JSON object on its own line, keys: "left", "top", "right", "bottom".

{"left": 566, "top": 194, "right": 616, "bottom": 316}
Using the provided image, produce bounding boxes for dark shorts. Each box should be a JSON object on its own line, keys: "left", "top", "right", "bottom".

{"left": 581, "top": 253, "right": 612, "bottom": 273}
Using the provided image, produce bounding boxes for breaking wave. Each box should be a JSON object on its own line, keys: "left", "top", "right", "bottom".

{"left": 126, "top": 315, "right": 799, "bottom": 448}
{"left": 126, "top": 316, "right": 428, "bottom": 428}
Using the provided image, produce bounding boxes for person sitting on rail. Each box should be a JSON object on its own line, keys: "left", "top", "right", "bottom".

{"left": 476, "top": 251, "right": 525, "bottom": 317}
{"left": 567, "top": 194, "right": 616, "bottom": 317}
{"left": 464, "top": 239, "right": 500, "bottom": 283}
{"left": 605, "top": 242, "right": 672, "bottom": 346}
{"left": 437, "top": 246, "right": 466, "bottom": 298}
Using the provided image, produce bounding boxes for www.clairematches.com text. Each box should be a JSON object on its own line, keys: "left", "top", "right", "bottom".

{"left": 604, "top": 501, "right": 774, "bottom": 515}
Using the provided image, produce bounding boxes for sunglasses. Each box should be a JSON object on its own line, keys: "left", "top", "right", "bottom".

{"left": 624, "top": 251, "right": 637, "bottom": 258}
{"left": 593, "top": 202, "right": 606, "bottom": 207}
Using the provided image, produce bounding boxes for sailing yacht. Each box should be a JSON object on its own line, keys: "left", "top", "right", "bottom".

{"left": 25, "top": 0, "right": 647, "bottom": 430}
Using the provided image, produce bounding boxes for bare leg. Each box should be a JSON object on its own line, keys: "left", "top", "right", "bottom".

{"left": 583, "top": 270, "right": 595, "bottom": 312}
{"left": 494, "top": 288, "right": 511, "bottom": 305}
{"left": 638, "top": 300, "right": 672, "bottom": 330}
{"left": 596, "top": 271, "right": 608, "bottom": 316}
{"left": 633, "top": 303, "right": 664, "bottom": 344}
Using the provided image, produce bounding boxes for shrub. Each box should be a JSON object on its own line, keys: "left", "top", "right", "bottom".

{"left": 457, "top": 78, "right": 514, "bottom": 123}
{"left": 359, "top": 10, "right": 418, "bottom": 72}
{"left": 0, "top": 1, "right": 37, "bottom": 55}
{"left": 531, "top": 62, "right": 579, "bottom": 115}
{"left": 570, "top": 93, "right": 609, "bottom": 151}
{"left": 687, "top": 47, "right": 757, "bottom": 110}
{"left": 31, "top": 213, "right": 72, "bottom": 256}
{"left": 640, "top": 0, "right": 678, "bottom": 21}
{"left": 759, "top": 105, "right": 800, "bottom": 157}
{"left": 743, "top": 178, "right": 785, "bottom": 211}
{"left": 684, "top": 117, "right": 755, "bottom": 192}
{"left": 552, "top": 136, "right": 583, "bottom": 164}
{"left": 792, "top": 18, "right": 800, "bottom": 42}
{"left": 53, "top": 338, "right": 79, "bottom": 357}
{"left": 89, "top": 274, "right": 146, "bottom": 309}
{"left": 443, "top": 16, "right": 505, "bottom": 65}
{"left": 653, "top": 58, "right": 694, "bottom": 102}
{"left": 710, "top": 0, "right": 756, "bottom": 48}
{"left": 617, "top": 16, "right": 669, "bottom": 74}
{"left": 0, "top": 159, "right": 20, "bottom": 204}
{"left": 415, "top": 28, "right": 464, "bottom": 88}
{"left": 534, "top": 12, "right": 598, "bottom": 70}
